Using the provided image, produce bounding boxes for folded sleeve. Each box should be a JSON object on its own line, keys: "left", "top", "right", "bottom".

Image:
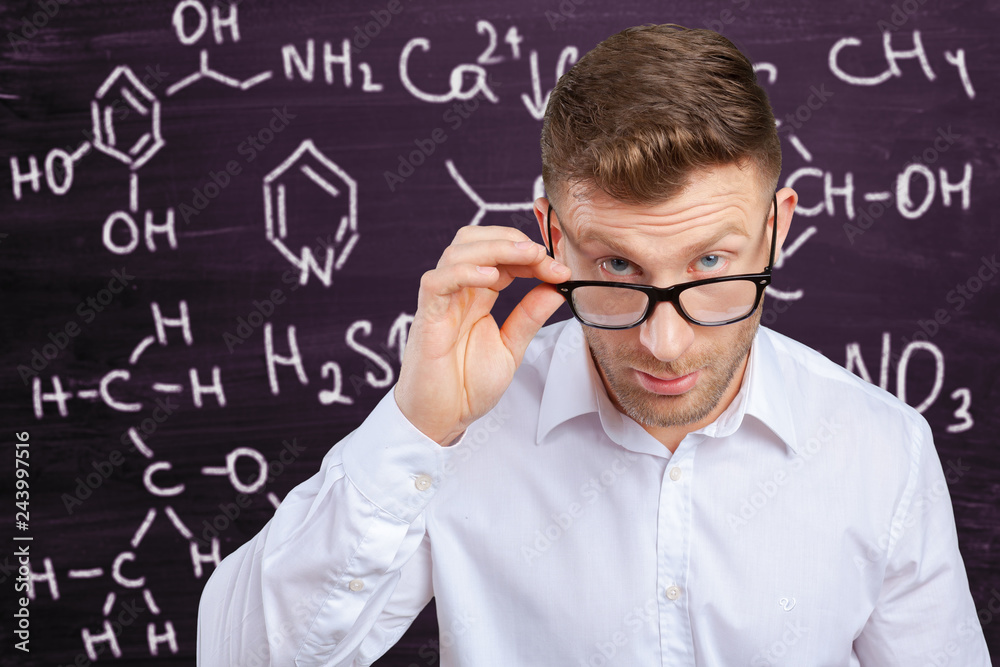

{"left": 853, "top": 415, "right": 991, "bottom": 666}
{"left": 197, "top": 388, "right": 464, "bottom": 666}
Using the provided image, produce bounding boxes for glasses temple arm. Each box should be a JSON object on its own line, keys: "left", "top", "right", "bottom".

{"left": 767, "top": 192, "right": 778, "bottom": 270}
{"left": 545, "top": 203, "right": 555, "bottom": 259}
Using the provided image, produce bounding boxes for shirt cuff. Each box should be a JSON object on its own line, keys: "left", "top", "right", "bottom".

{"left": 340, "top": 387, "right": 462, "bottom": 523}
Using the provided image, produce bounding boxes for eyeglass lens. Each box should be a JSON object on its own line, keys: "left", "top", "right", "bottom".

{"left": 570, "top": 280, "right": 758, "bottom": 327}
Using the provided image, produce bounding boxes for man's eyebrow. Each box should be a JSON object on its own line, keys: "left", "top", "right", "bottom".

{"left": 569, "top": 226, "right": 638, "bottom": 259}
{"left": 571, "top": 221, "right": 750, "bottom": 259}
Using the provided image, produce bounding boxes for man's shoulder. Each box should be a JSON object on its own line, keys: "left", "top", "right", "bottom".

{"left": 759, "top": 326, "right": 929, "bottom": 438}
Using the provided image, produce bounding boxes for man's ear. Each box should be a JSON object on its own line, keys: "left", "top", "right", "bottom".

{"left": 773, "top": 187, "right": 798, "bottom": 266}
{"left": 533, "top": 196, "right": 562, "bottom": 258}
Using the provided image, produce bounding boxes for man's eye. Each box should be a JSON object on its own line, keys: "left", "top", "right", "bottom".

{"left": 697, "top": 255, "right": 722, "bottom": 270}
{"left": 601, "top": 258, "right": 635, "bottom": 276}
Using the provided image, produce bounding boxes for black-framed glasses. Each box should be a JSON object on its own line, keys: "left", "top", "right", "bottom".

{"left": 545, "top": 193, "right": 777, "bottom": 329}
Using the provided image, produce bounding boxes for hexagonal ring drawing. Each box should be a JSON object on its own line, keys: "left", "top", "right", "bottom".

{"left": 90, "top": 65, "right": 165, "bottom": 171}
{"left": 263, "top": 139, "right": 359, "bottom": 287}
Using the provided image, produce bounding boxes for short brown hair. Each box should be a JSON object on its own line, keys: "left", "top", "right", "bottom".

{"left": 541, "top": 24, "right": 781, "bottom": 208}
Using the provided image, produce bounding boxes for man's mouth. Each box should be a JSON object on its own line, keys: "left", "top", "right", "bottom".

{"left": 634, "top": 369, "right": 699, "bottom": 396}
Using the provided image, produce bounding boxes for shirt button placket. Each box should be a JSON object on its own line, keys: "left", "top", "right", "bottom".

{"left": 657, "top": 455, "right": 696, "bottom": 665}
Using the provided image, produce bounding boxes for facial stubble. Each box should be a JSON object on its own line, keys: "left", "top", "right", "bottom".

{"left": 583, "top": 307, "right": 761, "bottom": 428}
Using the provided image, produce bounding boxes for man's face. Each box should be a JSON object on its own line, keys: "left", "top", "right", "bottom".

{"left": 541, "top": 164, "right": 793, "bottom": 436}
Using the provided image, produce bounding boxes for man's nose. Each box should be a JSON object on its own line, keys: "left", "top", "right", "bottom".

{"left": 637, "top": 301, "right": 696, "bottom": 362}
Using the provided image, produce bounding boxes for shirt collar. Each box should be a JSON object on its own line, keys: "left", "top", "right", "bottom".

{"left": 741, "top": 326, "right": 800, "bottom": 454}
{"left": 536, "top": 320, "right": 600, "bottom": 445}
{"left": 536, "top": 320, "right": 799, "bottom": 455}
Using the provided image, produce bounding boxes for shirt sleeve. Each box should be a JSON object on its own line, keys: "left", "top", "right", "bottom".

{"left": 196, "top": 387, "right": 463, "bottom": 666}
{"left": 853, "top": 415, "right": 991, "bottom": 666}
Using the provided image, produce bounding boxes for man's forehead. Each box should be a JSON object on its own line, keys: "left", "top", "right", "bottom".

{"left": 569, "top": 216, "right": 751, "bottom": 259}
{"left": 560, "top": 193, "right": 757, "bottom": 244}
{"left": 555, "top": 163, "right": 768, "bottom": 217}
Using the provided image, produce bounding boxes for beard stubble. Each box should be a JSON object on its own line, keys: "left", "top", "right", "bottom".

{"left": 583, "top": 308, "right": 761, "bottom": 428}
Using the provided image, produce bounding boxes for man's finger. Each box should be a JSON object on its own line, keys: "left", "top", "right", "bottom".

{"left": 498, "top": 282, "right": 567, "bottom": 367}
{"left": 452, "top": 224, "right": 537, "bottom": 246}
{"left": 437, "top": 239, "right": 558, "bottom": 273}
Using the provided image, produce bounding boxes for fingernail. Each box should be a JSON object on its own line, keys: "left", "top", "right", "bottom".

{"left": 551, "top": 261, "right": 569, "bottom": 273}
{"left": 514, "top": 240, "right": 534, "bottom": 249}
{"left": 477, "top": 265, "right": 496, "bottom": 275}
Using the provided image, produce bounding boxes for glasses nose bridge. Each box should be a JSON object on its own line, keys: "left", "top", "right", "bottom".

{"left": 644, "top": 285, "right": 689, "bottom": 325}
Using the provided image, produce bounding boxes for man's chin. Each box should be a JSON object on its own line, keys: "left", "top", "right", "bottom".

{"left": 582, "top": 311, "right": 760, "bottom": 430}
{"left": 609, "top": 375, "right": 718, "bottom": 429}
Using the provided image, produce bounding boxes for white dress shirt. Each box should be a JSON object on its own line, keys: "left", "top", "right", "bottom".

{"left": 197, "top": 318, "right": 990, "bottom": 666}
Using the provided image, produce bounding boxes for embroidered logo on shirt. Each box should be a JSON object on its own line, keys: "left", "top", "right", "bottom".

{"left": 779, "top": 597, "right": 796, "bottom": 611}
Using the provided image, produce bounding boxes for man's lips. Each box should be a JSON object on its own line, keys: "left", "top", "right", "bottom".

{"left": 635, "top": 369, "right": 699, "bottom": 396}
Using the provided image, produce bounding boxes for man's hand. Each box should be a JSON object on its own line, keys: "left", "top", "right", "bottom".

{"left": 394, "top": 225, "right": 570, "bottom": 445}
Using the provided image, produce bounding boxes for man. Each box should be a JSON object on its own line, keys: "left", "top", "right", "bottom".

{"left": 198, "top": 25, "right": 990, "bottom": 665}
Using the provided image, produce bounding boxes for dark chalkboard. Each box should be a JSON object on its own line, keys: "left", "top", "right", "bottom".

{"left": 2, "top": 0, "right": 998, "bottom": 664}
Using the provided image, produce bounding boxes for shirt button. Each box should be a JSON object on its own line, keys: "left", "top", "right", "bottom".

{"left": 348, "top": 579, "right": 364, "bottom": 592}
{"left": 665, "top": 585, "right": 682, "bottom": 601}
{"left": 414, "top": 474, "right": 433, "bottom": 491}
{"left": 669, "top": 467, "right": 682, "bottom": 481}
